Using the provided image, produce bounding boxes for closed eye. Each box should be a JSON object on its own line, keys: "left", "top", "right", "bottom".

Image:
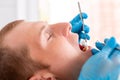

{"left": 47, "top": 32, "right": 53, "bottom": 40}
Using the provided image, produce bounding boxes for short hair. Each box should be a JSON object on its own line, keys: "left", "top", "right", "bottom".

{"left": 0, "top": 20, "right": 23, "bottom": 42}
{"left": 0, "top": 20, "right": 48, "bottom": 80}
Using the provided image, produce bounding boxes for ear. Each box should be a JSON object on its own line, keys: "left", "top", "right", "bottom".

{"left": 29, "top": 70, "right": 56, "bottom": 80}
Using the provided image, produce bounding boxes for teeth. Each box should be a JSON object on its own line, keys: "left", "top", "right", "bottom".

{"left": 80, "top": 39, "right": 88, "bottom": 46}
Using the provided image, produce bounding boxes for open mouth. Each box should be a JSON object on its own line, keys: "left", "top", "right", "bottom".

{"left": 79, "top": 44, "right": 92, "bottom": 54}
{"left": 79, "top": 44, "right": 88, "bottom": 52}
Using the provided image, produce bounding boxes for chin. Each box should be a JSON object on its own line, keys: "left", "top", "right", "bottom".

{"left": 84, "top": 46, "right": 92, "bottom": 56}
{"left": 81, "top": 46, "right": 92, "bottom": 61}
{"left": 77, "top": 46, "right": 92, "bottom": 64}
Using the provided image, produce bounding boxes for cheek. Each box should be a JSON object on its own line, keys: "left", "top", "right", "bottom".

{"left": 46, "top": 38, "right": 80, "bottom": 76}
{"left": 47, "top": 37, "right": 79, "bottom": 61}
{"left": 67, "top": 33, "right": 79, "bottom": 49}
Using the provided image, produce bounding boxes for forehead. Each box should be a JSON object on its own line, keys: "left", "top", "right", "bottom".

{"left": 12, "top": 21, "right": 47, "bottom": 31}
{"left": 3, "top": 21, "right": 47, "bottom": 49}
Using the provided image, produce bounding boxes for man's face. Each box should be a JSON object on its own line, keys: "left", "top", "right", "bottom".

{"left": 4, "top": 21, "right": 92, "bottom": 80}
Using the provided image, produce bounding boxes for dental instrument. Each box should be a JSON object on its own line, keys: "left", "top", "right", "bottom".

{"left": 78, "top": 2, "right": 88, "bottom": 52}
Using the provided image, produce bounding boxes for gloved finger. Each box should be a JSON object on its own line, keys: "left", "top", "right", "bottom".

{"left": 79, "top": 33, "right": 90, "bottom": 40}
{"left": 104, "top": 38, "right": 109, "bottom": 44}
{"left": 101, "top": 37, "right": 117, "bottom": 56}
{"left": 74, "top": 13, "right": 88, "bottom": 22}
{"left": 104, "top": 38, "right": 120, "bottom": 51}
{"left": 92, "top": 41, "right": 106, "bottom": 55}
{"left": 116, "top": 44, "right": 120, "bottom": 50}
{"left": 95, "top": 41, "right": 105, "bottom": 50}
{"left": 70, "top": 13, "right": 88, "bottom": 24}
{"left": 110, "top": 49, "right": 120, "bottom": 62}
{"left": 84, "top": 25, "right": 90, "bottom": 33}
{"left": 91, "top": 48, "right": 99, "bottom": 55}
{"left": 71, "top": 21, "right": 82, "bottom": 33}
{"left": 82, "top": 12, "right": 88, "bottom": 19}
{"left": 112, "top": 49, "right": 120, "bottom": 55}
{"left": 71, "top": 22, "right": 90, "bottom": 33}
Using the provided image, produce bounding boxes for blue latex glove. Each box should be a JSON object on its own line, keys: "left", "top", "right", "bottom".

{"left": 92, "top": 37, "right": 120, "bottom": 55}
{"left": 78, "top": 37, "right": 120, "bottom": 80}
{"left": 70, "top": 13, "right": 90, "bottom": 42}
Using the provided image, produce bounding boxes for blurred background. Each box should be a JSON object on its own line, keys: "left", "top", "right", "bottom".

{"left": 0, "top": 0, "right": 120, "bottom": 46}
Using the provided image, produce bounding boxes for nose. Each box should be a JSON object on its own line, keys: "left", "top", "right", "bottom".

{"left": 50, "top": 22, "right": 72, "bottom": 37}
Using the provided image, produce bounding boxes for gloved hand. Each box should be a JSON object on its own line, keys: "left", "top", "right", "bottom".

{"left": 78, "top": 37, "right": 120, "bottom": 80}
{"left": 92, "top": 37, "right": 120, "bottom": 55}
{"left": 70, "top": 13, "right": 90, "bottom": 42}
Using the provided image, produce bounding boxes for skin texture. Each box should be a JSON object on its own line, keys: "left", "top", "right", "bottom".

{"left": 3, "top": 21, "right": 92, "bottom": 80}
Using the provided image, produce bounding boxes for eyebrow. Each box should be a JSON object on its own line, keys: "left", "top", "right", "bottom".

{"left": 38, "top": 25, "right": 47, "bottom": 46}
{"left": 38, "top": 25, "right": 47, "bottom": 43}
{"left": 39, "top": 25, "right": 46, "bottom": 35}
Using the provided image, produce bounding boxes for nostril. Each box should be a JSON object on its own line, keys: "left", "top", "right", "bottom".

{"left": 68, "top": 23, "right": 72, "bottom": 33}
{"left": 69, "top": 26, "right": 72, "bottom": 32}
